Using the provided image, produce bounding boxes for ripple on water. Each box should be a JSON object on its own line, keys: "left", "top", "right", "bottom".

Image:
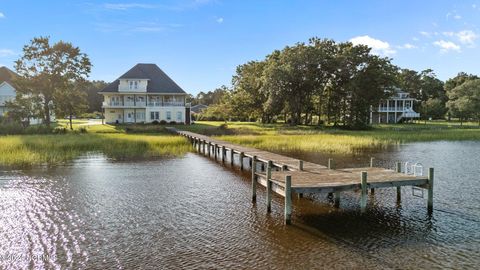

{"left": 1, "top": 143, "right": 480, "bottom": 269}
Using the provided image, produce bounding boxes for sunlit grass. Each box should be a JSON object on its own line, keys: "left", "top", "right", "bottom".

{"left": 179, "top": 120, "right": 480, "bottom": 154}
{"left": 0, "top": 133, "right": 191, "bottom": 167}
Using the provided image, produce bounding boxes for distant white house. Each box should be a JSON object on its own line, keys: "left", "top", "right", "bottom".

{"left": 0, "top": 66, "right": 55, "bottom": 125}
{"left": 370, "top": 88, "right": 420, "bottom": 124}
{"left": 99, "top": 63, "right": 191, "bottom": 124}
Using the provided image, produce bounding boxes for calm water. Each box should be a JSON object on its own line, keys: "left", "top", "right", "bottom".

{"left": 1, "top": 141, "right": 479, "bottom": 269}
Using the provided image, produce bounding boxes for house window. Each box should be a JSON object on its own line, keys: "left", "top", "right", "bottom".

{"left": 166, "top": 111, "right": 171, "bottom": 121}
{"left": 150, "top": 112, "right": 160, "bottom": 120}
{"left": 134, "top": 81, "right": 138, "bottom": 89}
{"left": 176, "top": 111, "right": 182, "bottom": 121}
{"left": 129, "top": 81, "right": 134, "bottom": 90}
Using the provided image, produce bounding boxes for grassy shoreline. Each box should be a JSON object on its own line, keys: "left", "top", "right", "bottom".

{"left": 1, "top": 119, "right": 479, "bottom": 167}
{"left": 0, "top": 121, "right": 191, "bottom": 167}
{"left": 178, "top": 120, "right": 480, "bottom": 154}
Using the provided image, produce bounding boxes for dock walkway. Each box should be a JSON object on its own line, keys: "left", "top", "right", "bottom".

{"left": 172, "top": 129, "right": 434, "bottom": 224}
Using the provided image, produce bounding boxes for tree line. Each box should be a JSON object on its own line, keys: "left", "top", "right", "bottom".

{"left": 192, "top": 37, "right": 480, "bottom": 127}
{"left": 3, "top": 37, "right": 108, "bottom": 129}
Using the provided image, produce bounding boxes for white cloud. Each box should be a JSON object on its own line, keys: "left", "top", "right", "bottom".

{"left": 132, "top": 26, "right": 165, "bottom": 32}
{"left": 433, "top": 40, "right": 461, "bottom": 52}
{"left": 0, "top": 12, "right": 5, "bottom": 18}
{"left": 103, "top": 3, "right": 156, "bottom": 10}
{"left": 349, "top": 35, "right": 396, "bottom": 56}
{"left": 0, "top": 49, "right": 15, "bottom": 57}
{"left": 442, "top": 30, "right": 478, "bottom": 46}
{"left": 453, "top": 14, "right": 462, "bottom": 19}
{"left": 457, "top": 30, "right": 478, "bottom": 45}
{"left": 412, "top": 37, "right": 419, "bottom": 41}
{"left": 399, "top": 43, "right": 417, "bottom": 49}
{"left": 216, "top": 17, "right": 224, "bottom": 23}
{"left": 420, "top": 31, "right": 431, "bottom": 37}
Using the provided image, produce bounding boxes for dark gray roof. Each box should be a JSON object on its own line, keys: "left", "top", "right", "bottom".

{"left": 100, "top": 63, "right": 186, "bottom": 94}
{"left": 0, "top": 66, "right": 18, "bottom": 85}
{"left": 191, "top": 104, "right": 208, "bottom": 113}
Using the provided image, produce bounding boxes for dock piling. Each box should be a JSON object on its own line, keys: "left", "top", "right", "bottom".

{"left": 334, "top": 191, "right": 340, "bottom": 208}
{"left": 266, "top": 161, "right": 273, "bottom": 212}
{"left": 239, "top": 152, "right": 245, "bottom": 170}
{"left": 251, "top": 156, "right": 257, "bottom": 202}
{"left": 221, "top": 146, "right": 226, "bottom": 164}
{"left": 396, "top": 162, "right": 402, "bottom": 203}
{"left": 360, "top": 171, "right": 368, "bottom": 213}
{"left": 285, "top": 175, "right": 292, "bottom": 225}
{"left": 370, "top": 157, "right": 375, "bottom": 194}
{"left": 428, "top": 167, "right": 434, "bottom": 214}
{"left": 298, "top": 160, "right": 304, "bottom": 171}
{"left": 230, "top": 149, "right": 234, "bottom": 166}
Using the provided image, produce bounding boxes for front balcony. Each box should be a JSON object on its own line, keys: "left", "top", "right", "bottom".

{"left": 103, "top": 101, "right": 186, "bottom": 108}
{"left": 377, "top": 107, "right": 415, "bottom": 113}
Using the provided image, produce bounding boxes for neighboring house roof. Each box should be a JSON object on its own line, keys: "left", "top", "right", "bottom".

{"left": 100, "top": 63, "right": 186, "bottom": 94}
{"left": 0, "top": 66, "right": 18, "bottom": 85}
{"left": 191, "top": 104, "right": 208, "bottom": 113}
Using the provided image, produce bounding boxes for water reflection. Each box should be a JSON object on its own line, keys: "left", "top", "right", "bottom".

{"left": 1, "top": 141, "right": 479, "bottom": 269}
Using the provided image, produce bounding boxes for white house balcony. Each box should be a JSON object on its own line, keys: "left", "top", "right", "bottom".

{"left": 162, "top": 101, "right": 185, "bottom": 107}
{"left": 103, "top": 101, "right": 186, "bottom": 108}
{"left": 378, "top": 107, "right": 415, "bottom": 113}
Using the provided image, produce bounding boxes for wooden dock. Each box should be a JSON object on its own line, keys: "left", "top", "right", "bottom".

{"left": 172, "top": 129, "right": 434, "bottom": 224}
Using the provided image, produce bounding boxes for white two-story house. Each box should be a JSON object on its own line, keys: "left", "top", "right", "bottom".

{"left": 370, "top": 88, "right": 420, "bottom": 124}
{"left": 0, "top": 66, "right": 17, "bottom": 117}
{"left": 100, "top": 63, "right": 191, "bottom": 124}
{"left": 0, "top": 66, "right": 55, "bottom": 125}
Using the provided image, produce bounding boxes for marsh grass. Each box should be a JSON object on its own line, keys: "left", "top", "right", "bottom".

{"left": 0, "top": 133, "right": 191, "bottom": 167}
{"left": 181, "top": 121, "right": 480, "bottom": 154}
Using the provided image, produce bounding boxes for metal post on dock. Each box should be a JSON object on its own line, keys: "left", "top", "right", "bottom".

{"left": 396, "top": 162, "right": 402, "bottom": 203}
{"left": 285, "top": 175, "right": 292, "bottom": 225}
{"left": 251, "top": 156, "right": 257, "bottom": 203}
{"left": 360, "top": 171, "right": 368, "bottom": 213}
{"left": 221, "top": 146, "right": 226, "bottom": 164}
{"left": 230, "top": 149, "right": 234, "bottom": 166}
{"left": 239, "top": 152, "right": 245, "bottom": 170}
{"left": 328, "top": 158, "right": 335, "bottom": 169}
{"left": 207, "top": 142, "right": 211, "bottom": 157}
{"left": 203, "top": 140, "right": 206, "bottom": 155}
{"left": 428, "top": 167, "right": 434, "bottom": 214}
{"left": 266, "top": 160, "right": 273, "bottom": 212}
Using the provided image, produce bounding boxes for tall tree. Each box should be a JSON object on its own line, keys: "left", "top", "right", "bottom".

{"left": 81, "top": 80, "right": 108, "bottom": 112}
{"left": 447, "top": 79, "right": 480, "bottom": 125}
{"left": 14, "top": 36, "right": 91, "bottom": 126}
{"left": 231, "top": 61, "right": 267, "bottom": 121}
{"left": 55, "top": 80, "right": 89, "bottom": 129}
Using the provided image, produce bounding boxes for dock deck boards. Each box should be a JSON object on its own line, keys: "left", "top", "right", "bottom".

{"left": 175, "top": 130, "right": 428, "bottom": 191}
{"left": 173, "top": 129, "right": 434, "bottom": 223}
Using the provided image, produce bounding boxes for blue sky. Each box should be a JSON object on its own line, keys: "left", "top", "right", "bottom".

{"left": 0, "top": 0, "right": 479, "bottom": 94}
